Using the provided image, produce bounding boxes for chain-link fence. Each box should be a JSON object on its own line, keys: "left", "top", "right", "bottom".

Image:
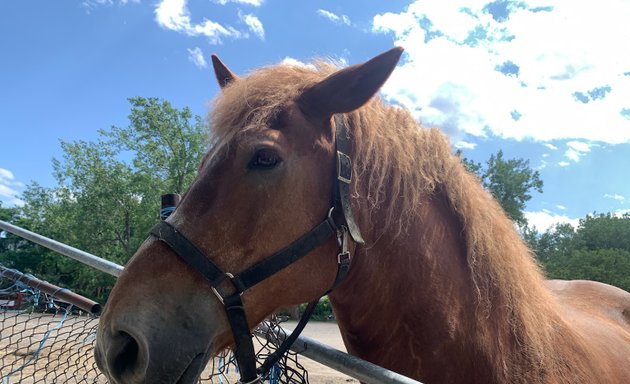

{"left": 0, "top": 265, "right": 104, "bottom": 383}
{"left": 0, "top": 265, "right": 308, "bottom": 383}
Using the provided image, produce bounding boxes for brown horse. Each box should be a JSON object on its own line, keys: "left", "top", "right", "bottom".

{"left": 95, "top": 48, "right": 630, "bottom": 383}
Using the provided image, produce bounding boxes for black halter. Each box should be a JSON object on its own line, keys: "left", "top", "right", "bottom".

{"left": 149, "top": 117, "right": 363, "bottom": 383}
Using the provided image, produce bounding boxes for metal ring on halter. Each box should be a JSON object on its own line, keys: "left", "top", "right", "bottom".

{"left": 211, "top": 272, "right": 238, "bottom": 305}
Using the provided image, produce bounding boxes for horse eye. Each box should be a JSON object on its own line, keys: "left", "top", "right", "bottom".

{"left": 248, "top": 148, "right": 282, "bottom": 170}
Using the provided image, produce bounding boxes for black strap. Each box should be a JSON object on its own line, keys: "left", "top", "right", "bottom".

{"left": 150, "top": 221, "right": 227, "bottom": 287}
{"left": 224, "top": 293, "right": 259, "bottom": 383}
{"left": 326, "top": 252, "right": 351, "bottom": 295}
{"left": 233, "top": 218, "right": 337, "bottom": 291}
{"left": 334, "top": 116, "right": 364, "bottom": 244}
{"left": 257, "top": 300, "right": 318, "bottom": 377}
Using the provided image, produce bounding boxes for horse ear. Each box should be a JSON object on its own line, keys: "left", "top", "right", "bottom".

{"left": 211, "top": 54, "right": 238, "bottom": 88}
{"left": 298, "top": 47, "right": 403, "bottom": 118}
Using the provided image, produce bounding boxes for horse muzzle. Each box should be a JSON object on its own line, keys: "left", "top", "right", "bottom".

{"left": 95, "top": 319, "right": 214, "bottom": 384}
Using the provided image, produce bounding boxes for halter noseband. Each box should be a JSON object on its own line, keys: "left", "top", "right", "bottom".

{"left": 149, "top": 116, "right": 363, "bottom": 383}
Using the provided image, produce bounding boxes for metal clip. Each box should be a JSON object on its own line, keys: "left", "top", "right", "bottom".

{"left": 336, "top": 227, "right": 351, "bottom": 265}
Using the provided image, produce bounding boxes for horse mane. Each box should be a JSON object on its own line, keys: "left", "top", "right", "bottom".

{"left": 344, "top": 96, "right": 593, "bottom": 382}
{"left": 209, "top": 60, "right": 592, "bottom": 382}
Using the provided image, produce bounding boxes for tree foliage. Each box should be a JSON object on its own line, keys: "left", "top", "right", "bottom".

{"left": 458, "top": 149, "right": 543, "bottom": 227}
{"left": 0, "top": 97, "right": 207, "bottom": 301}
{"left": 528, "top": 213, "right": 630, "bottom": 292}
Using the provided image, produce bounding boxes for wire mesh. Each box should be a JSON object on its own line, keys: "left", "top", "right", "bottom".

{"left": 1, "top": 266, "right": 308, "bottom": 383}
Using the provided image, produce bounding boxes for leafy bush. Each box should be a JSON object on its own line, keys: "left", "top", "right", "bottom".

{"left": 299, "top": 297, "right": 334, "bottom": 321}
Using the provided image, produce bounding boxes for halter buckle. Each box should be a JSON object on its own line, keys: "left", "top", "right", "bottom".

{"left": 336, "top": 150, "right": 352, "bottom": 184}
{"left": 211, "top": 272, "right": 239, "bottom": 305}
{"left": 337, "top": 251, "right": 351, "bottom": 265}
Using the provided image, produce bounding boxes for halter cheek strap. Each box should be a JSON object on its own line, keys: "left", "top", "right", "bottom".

{"left": 334, "top": 116, "right": 364, "bottom": 245}
{"left": 149, "top": 116, "right": 362, "bottom": 383}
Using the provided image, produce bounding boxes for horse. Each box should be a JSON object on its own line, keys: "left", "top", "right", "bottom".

{"left": 94, "top": 47, "right": 630, "bottom": 384}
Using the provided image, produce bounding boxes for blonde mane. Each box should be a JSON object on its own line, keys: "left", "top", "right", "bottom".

{"left": 209, "top": 61, "right": 590, "bottom": 382}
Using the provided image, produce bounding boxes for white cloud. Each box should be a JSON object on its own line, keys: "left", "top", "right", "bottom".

{"left": 567, "top": 141, "right": 592, "bottom": 152}
{"left": 212, "top": 0, "right": 263, "bottom": 6}
{"left": 0, "top": 168, "right": 25, "bottom": 207}
{"left": 0, "top": 168, "right": 14, "bottom": 181}
{"left": 187, "top": 47, "right": 207, "bottom": 69}
{"left": 525, "top": 210, "right": 579, "bottom": 232}
{"left": 81, "top": 0, "right": 139, "bottom": 13}
{"left": 155, "top": 0, "right": 244, "bottom": 44}
{"left": 317, "top": 9, "right": 351, "bottom": 26}
{"left": 558, "top": 161, "right": 570, "bottom": 167}
{"left": 239, "top": 11, "right": 264, "bottom": 40}
{"left": 372, "top": 0, "right": 630, "bottom": 144}
{"left": 544, "top": 143, "right": 558, "bottom": 150}
{"left": 604, "top": 193, "right": 625, "bottom": 202}
{"left": 454, "top": 140, "right": 476, "bottom": 149}
{"left": 280, "top": 57, "right": 316, "bottom": 70}
{"left": 556, "top": 205, "right": 567, "bottom": 210}
{"left": 564, "top": 140, "right": 592, "bottom": 162}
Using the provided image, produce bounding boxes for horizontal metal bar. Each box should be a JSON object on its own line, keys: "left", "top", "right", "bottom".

{"left": 0, "top": 265, "right": 102, "bottom": 314}
{"left": 256, "top": 324, "right": 423, "bottom": 384}
{"left": 0, "top": 220, "right": 123, "bottom": 277}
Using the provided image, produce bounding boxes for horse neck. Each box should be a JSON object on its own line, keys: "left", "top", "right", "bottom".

{"left": 329, "top": 185, "right": 589, "bottom": 383}
{"left": 330, "top": 189, "right": 490, "bottom": 381}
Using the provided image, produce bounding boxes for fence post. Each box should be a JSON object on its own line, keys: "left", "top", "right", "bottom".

{"left": 160, "top": 193, "right": 180, "bottom": 220}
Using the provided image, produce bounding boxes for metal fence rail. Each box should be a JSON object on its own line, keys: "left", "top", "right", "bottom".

{"left": 0, "top": 220, "right": 123, "bottom": 278}
{"left": 0, "top": 220, "right": 423, "bottom": 384}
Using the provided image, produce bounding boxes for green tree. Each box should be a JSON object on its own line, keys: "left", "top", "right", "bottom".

{"left": 0, "top": 201, "right": 18, "bottom": 222}
{"left": 458, "top": 149, "right": 543, "bottom": 227}
{"left": 0, "top": 201, "right": 19, "bottom": 257}
{"left": 4, "top": 97, "right": 208, "bottom": 301}
{"left": 531, "top": 213, "right": 630, "bottom": 292}
{"left": 546, "top": 249, "right": 630, "bottom": 292}
{"left": 572, "top": 212, "right": 630, "bottom": 251}
{"left": 103, "top": 97, "right": 207, "bottom": 194}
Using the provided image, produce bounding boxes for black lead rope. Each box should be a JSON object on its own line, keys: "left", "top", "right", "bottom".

{"left": 149, "top": 116, "right": 362, "bottom": 383}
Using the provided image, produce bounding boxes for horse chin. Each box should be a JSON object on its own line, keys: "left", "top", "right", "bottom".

{"left": 175, "top": 353, "right": 207, "bottom": 384}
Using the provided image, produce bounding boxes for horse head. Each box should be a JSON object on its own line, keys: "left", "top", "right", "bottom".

{"left": 94, "top": 47, "right": 403, "bottom": 384}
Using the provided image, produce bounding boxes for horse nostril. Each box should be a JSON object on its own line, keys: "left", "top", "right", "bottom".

{"left": 106, "top": 330, "right": 146, "bottom": 383}
{"left": 114, "top": 331, "right": 138, "bottom": 373}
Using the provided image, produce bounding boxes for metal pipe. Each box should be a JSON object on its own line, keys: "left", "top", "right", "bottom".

{"left": 257, "top": 324, "right": 424, "bottom": 384}
{"left": 0, "top": 220, "right": 123, "bottom": 277}
{"left": 0, "top": 265, "right": 102, "bottom": 314}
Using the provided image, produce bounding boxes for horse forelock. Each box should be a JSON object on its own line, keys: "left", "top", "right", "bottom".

{"left": 208, "top": 61, "right": 339, "bottom": 147}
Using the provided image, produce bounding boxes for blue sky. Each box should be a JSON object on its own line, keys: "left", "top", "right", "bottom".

{"left": 1, "top": 0, "right": 629, "bottom": 231}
